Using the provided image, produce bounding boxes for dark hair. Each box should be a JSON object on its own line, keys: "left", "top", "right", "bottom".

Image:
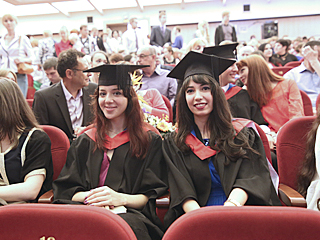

{"left": 124, "top": 54, "right": 133, "bottom": 62}
{"left": 258, "top": 43, "right": 268, "bottom": 52}
{"left": 305, "top": 40, "right": 320, "bottom": 49}
{"left": 57, "top": 49, "right": 85, "bottom": 78}
{"left": 276, "top": 39, "right": 290, "bottom": 52}
{"left": 0, "top": 78, "right": 39, "bottom": 147}
{"left": 80, "top": 25, "right": 87, "bottom": 31}
{"left": 112, "top": 30, "right": 119, "bottom": 38}
{"left": 175, "top": 74, "right": 253, "bottom": 162}
{"left": 43, "top": 57, "right": 58, "bottom": 70}
{"left": 92, "top": 85, "right": 150, "bottom": 159}
{"left": 109, "top": 53, "right": 124, "bottom": 64}
{"left": 298, "top": 113, "right": 320, "bottom": 197}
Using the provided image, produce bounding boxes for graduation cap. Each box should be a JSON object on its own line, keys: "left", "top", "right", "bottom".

{"left": 167, "top": 51, "right": 235, "bottom": 83}
{"left": 203, "top": 43, "right": 238, "bottom": 60}
{"left": 84, "top": 64, "right": 149, "bottom": 89}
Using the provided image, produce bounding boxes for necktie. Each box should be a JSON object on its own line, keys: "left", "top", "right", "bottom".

{"left": 98, "top": 152, "right": 111, "bottom": 187}
{"left": 134, "top": 29, "right": 138, "bottom": 51}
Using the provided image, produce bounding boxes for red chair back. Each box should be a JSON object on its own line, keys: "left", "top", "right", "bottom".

{"left": 254, "top": 123, "right": 272, "bottom": 163}
{"left": 41, "top": 125, "right": 70, "bottom": 181}
{"left": 26, "top": 98, "right": 33, "bottom": 108}
{"left": 27, "top": 74, "right": 36, "bottom": 99}
{"left": 277, "top": 116, "right": 315, "bottom": 190}
{"left": 162, "top": 95, "right": 173, "bottom": 123}
{"left": 0, "top": 204, "right": 137, "bottom": 240}
{"left": 271, "top": 67, "right": 292, "bottom": 76}
{"left": 284, "top": 61, "right": 301, "bottom": 68}
{"left": 162, "top": 206, "right": 320, "bottom": 240}
{"left": 300, "top": 90, "right": 314, "bottom": 116}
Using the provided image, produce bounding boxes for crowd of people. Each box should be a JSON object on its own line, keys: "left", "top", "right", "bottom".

{"left": 1, "top": 9, "right": 320, "bottom": 240}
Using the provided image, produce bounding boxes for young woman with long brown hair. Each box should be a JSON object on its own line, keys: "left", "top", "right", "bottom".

{"left": 237, "top": 55, "right": 304, "bottom": 149}
{"left": 163, "top": 51, "right": 280, "bottom": 228}
{"left": 53, "top": 64, "right": 168, "bottom": 240}
{"left": 0, "top": 78, "right": 53, "bottom": 204}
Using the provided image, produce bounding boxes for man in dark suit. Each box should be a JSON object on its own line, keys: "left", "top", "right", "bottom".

{"left": 150, "top": 10, "right": 171, "bottom": 47}
{"left": 33, "top": 49, "right": 97, "bottom": 142}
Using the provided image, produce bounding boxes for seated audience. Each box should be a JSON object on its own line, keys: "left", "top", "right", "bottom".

{"left": 237, "top": 55, "right": 304, "bottom": 149}
{"left": 0, "top": 78, "right": 53, "bottom": 204}
{"left": 273, "top": 39, "right": 298, "bottom": 66}
{"left": 163, "top": 46, "right": 178, "bottom": 65}
{"left": 131, "top": 70, "right": 169, "bottom": 120}
{"left": 137, "top": 46, "right": 177, "bottom": 106}
{"left": 237, "top": 45, "right": 254, "bottom": 60}
{"left": 298, "top": 111, "right": 320, "bottom": 211}
{"left": 53, "top": 64, "right": 168, "bottom": 240}
{"left": 40, "top": 57, "right": 61, "bottom": 89}
{"left": 109, "top": 53, "right": 124, "bottom": 64}
{"left": 90, "top": 51, "right": 109, "bottom": 84}
{"left": 258, "top": 43, "right": 275, "bottom": 68}
{"left": 204, "top": 43, "right": 267, "bottom": 125}
{"left": 55, "top": 26, "right": 72, "bottom": 57}
{"left": 33, "top": 49, "right": 97, "bottom": 143}
{"left": 0, "top": 68, "right": 17, "bottom": 82}
{"left": 284, "top": 41, "right": 320, "bottom": 107}
{"left": 163, "top": 51, "right": 281, "bottom": 228}
{"left": 186, "top": 38, "right": 207, "bottom": 53}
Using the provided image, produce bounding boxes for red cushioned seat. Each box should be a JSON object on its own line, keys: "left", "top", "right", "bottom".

{"left": 271, "top": 66, "right": 292, "bottom": 76}
{"left": 277, "top": 116, "right": 316, "bottom": 207}
{"left": 300, "top": 90, "right": 314, "bottom": 116}
{"left": 38, "top": 125, "right": 70, "bottom": 203}
{"left": 0, "top": 204, "right": 136, "bottom": 240}
{"left": 163, "top": 206, "right": 320, "bottom": 240}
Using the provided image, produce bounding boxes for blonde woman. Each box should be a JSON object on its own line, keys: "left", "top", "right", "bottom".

{"left": 0, "top": 14, "right": 35, "bottom": 98}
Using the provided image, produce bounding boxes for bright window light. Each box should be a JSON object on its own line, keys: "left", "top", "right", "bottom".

{"left": 139, "top": 0, "right": 181, "bottom": 6}
{"left": 89, "top": 0, "right": 137, "bottom": 9}
{"left": 52, "top": 0, "right": 94, "bottom": 13}
{"left": 14, "top": 3, "right": 59, "bottom": 16}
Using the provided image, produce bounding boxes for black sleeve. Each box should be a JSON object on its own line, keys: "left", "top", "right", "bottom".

{"left": 24, "top": 129, "right": 53, "bottom": 197}
{"left": 231, "top": 128, "right": 281, "bottom": 206}
{"left": 33, "top": 90, "right": 49, "bottom": 125}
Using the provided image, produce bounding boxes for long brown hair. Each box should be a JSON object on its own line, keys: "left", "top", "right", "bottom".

{"left": 236, "top": 55, "right": 284, "bottom": 107}
{"left": 175, "top": 74, "right": 254, "bottom": 162}
{"left": 92, "top": 85, "right": 149, "bottom": 159}
{"left": 297, "top": 113, "right": 320, "bottom": 197}
{"left": 0, "top": 78, "right": 39, "bottom": 147}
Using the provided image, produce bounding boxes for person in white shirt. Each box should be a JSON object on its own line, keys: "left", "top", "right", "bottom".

{"left": 122, "top": 17, "right": 147, "bottom": 54}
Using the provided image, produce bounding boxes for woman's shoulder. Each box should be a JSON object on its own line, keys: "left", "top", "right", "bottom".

{"left": 29, "top": 128, "right": 50, "bottom": 143}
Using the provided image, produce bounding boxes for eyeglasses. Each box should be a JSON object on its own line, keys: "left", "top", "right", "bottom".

{"left": 137, "top": 54, "right": 152, "bottom": 59}
{"left": 72, "top": 68, "right": 87, "bottom": 73}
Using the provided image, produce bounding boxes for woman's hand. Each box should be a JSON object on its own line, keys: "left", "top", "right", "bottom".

{"left": 84, "top": 186, "right": 126, "bottom": 208}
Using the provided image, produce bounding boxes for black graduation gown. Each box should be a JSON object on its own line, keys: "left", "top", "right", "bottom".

{"left": 162, "top": 125, "right": 281, "bottom": 228}
{"left": 53, "top": 130, "right": 168, "bottom": 240}
{"left": 227, "top": 88, "right": 267, "bottom": 125}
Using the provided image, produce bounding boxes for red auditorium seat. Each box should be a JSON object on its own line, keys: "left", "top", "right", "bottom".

{"left": 277, "top": 116, "right": 316, "bottom": 207}
{"left": 162, "top": 206, "right": 320, "bottom": 240}
{"left": 162, "top": 95, "right": 173, "bottom": 123}
{"left": 38, "top": 125, "right": 70, "bottom": 203}
{"left": 26, "top": 98, "right": 33, "bottom": 108}
{"left": 0, "top": 204, "right": 137, "bottom": 240}
{"left": 26, "top": 74, "right": 36, "bottom": 99}
{"left": 300, "top": 90, "right": 314, "bottom": 116}
{"left": 284, "top": 61, "right": 302, "bottom": 68}
{"left": 271, "top": 66, "right": 292, "bottom": 76}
